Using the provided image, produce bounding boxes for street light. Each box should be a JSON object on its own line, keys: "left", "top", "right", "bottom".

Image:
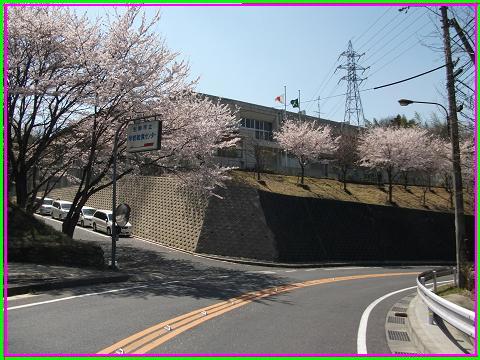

{"left": 398, "top": 99, "right": 450, "bottom": 138}
{"left": 398, "top": 99, "right": 449, "bottom": 120}
{"left": 398, "top": 98, "right": 465, "bottom": 287}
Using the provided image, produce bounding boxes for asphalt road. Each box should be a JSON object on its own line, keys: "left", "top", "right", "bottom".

{"left": 7, "top": 215, "right": 435, "bottom": 355}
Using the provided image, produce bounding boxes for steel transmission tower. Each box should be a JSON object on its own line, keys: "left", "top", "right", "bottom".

{"left": 336, "top": 40, "right": 369, "bottom": 127}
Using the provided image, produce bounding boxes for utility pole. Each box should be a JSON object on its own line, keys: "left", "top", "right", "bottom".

{"left": 441, "top": 6, "right": 467, "bottom": 288}
{"left": 450, "top": 17, "right": 475, "bottom": 64}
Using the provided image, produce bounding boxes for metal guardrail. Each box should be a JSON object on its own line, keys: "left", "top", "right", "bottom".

{"left": 416, "top": 267, "right": 475, "bottom": 337}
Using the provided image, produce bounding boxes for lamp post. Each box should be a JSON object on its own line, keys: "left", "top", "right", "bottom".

{"left": 398, "top": 98, "right": 466, "bottom": 287}
{"left": 110, "top": 114, "right": 162, "bottom": 270}
{"left": 398, "top": 99, "right": 450, "bottom": 135}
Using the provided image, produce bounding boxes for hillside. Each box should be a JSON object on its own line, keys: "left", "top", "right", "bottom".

{"left": 8, "top": 204, "right": 105, "bottom": 268}
{"left": 231, "top": 171, "right": 474, "bottom": 215}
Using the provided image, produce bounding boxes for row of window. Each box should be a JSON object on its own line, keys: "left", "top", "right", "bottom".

{"left": 240, "top": 118, "right": 273, "bottom": 141}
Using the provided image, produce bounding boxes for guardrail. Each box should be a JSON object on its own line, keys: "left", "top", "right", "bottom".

{"left": 417, "top": 267, "right": 475, "bottom": 337}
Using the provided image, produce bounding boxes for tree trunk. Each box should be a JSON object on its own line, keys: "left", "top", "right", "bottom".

{"left": 300, "top": 164, "right": 305, "bottom": 185}
{"left": 403, "top": 171, "right": 408, "bottom": 190}
{"left": 342, "top": 166, "right": 347, "bottom": 191}
{"left": 62, "top": 212, "right": 80, "bottom": 239}
{"left": 387, "top": 168, "right": 393, "bottom": 204}
{"left": 14, "top": 168, "right": 28, "bottom": 210}
{"left": 62, "top": 193, "right": 89, "bottom": 238}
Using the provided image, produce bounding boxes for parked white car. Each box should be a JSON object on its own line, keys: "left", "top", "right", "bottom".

{"left": 77, "top": 206, "right": 97, "bottom": 227}
{"left": 92, "top": 209, "right": 132, "bottom": 237}
{"left": 35, "top": 197, "right": 54, "bottom": 215}
{"left": 51, "top": 200, "right": 73, "bottom": 221}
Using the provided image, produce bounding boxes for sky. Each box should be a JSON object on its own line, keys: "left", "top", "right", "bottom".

{"left": 82, "top": 4, "right": 475, "bottom": 126}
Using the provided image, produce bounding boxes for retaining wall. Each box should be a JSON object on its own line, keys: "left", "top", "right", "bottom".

{"left": 48, "top": 176, "right": 474, "bottom": 263}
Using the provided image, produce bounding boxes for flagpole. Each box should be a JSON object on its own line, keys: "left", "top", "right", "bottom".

{"left": 298, "top": 89, "right": 301, "bottom": 120}
{"left": 284, "top": 85, "right": 287, "bottom": 119}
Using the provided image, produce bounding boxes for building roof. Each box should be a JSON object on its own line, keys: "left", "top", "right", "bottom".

{"left": 199, "top": 93, "right": 358, "bottom": 132}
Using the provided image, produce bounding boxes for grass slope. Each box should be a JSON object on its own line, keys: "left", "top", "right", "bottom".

{"left": 8, "top": 204, "right": 105, "bottom": 268}
{"left": 232, "top": 170, "right": 474, "bottom": 215}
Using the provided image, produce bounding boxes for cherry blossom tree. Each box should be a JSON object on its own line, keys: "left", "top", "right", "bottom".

{"left": 436, "top": 137, "right": 474, "bottom": 208}
{"left": 416, "top": 136, "right": 446, "bottom": 206}
{"left": 358, "top": 127, "right": 431, "bottom": 204}
{"left": 274, "top": 119, "right": 337, "bottom": 185}
{"left": 8, "top": 7, "right": 239, "bottom": 238}
{"left": 333, "top": 131, "right": 359, "bottom": 192}
{"left": 7, "top": 7, "right": 93, "bottom": 210}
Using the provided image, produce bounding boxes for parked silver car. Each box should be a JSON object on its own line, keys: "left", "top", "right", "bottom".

{"left": 51, "top": 200, "right": 73, "bottom": 221}
{"left": 91, "top": 209, "right": 132, "bottom": 237}
{"left": 77, "top": 206, "right": 97, "bottom": 227}
{"left": 35, "top": 197, "right": 54, "bottom": 215}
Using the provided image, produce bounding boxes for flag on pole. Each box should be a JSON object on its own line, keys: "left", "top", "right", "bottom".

{"left": 290, "top": 98, "right": 299, "bottom": 108}
{"left": 275, "top": 95, "right": 284, "bottom": 104}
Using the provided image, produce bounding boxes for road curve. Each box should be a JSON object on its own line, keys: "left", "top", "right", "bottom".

{"left": 7, "top": 215, "right": 429, "bottom": 355}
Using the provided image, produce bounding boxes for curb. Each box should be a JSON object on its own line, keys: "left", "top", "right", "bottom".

{"left": 134, "top": 236, "right": 456, "bottom": 268}
{"left": 7, "top": 274, "right": 130, "bottom": 297}
{"left": 385, "top": 292, "right": 419, "bottom": 354}
{"left": 406, "top": 295, "right": 466, "bottom": 354}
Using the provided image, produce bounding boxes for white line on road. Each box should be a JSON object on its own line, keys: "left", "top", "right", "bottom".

{"left": 7, "top": 285, "right": 148, "bottom": 311}
{"left": 356, "top": 285, "right": 416, "bottom": 354}
{"left": 324, "top": 267, "right": 372, "bottom": 271}
{"left": 357, "top": 280, "right": 453, "bottom": 354}
{"left": 285, "top": 270, "right": 297, "bottom": 273}
{"left": 305, "top": 269, "right": 317, "bottom": 272}
{"left": 248, "top": 271, "right": 277, "bottom": 274}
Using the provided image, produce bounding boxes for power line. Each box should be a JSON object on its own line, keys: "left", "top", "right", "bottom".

{"left": 367, "top": 20, "right": 432, "bottom": 69}
{"left": 326, "top": 96, "right": 345, "bottom": 120}
{"left": 367, "top": 39, "right": 424, "bottom": 79}
{"left": 304, "top": 58, "right": 339, "bottom": 113}
{"left": 372, "top": 63, "right": 447, "bottom": 90}
{"left": 362, "top": 10, "right": 426, "bottom": 63}
{"left": 352, "top": 7, "right": 392, "bottom": 45}
{"left": 356, "top": 9, "right": 409, "bottom": 52}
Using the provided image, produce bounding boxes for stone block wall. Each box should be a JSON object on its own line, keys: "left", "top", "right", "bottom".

{"left": 49, "top": 176, "right": 207, "bottom": 252}
{"left": 196, "top": 182, "right": 278, "bottom": 260}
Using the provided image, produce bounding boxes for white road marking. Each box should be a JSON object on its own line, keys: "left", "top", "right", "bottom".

{"left": 305, "top": 269, "right": 317, "bottom": 272}
{"left": 7, "top": 285, "right": 148, "bottom": 311}
{"left": 324, "top": 267, "right": 370, "bottom": 271}
{"left": 248, "top": 271, "right": 277, "bottom": 274}
{"left": 357, "top": 280, "right": 453, "bottom": 354}
{"left": 285, "top": 270, "right": 297, "bottom": 273}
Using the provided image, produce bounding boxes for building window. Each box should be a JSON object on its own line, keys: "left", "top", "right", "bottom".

{"left": 217, "top": 148, "right": 241, "bottom": 158}
{"left": 240, "top": 118, "right": 273, "bottom": 141}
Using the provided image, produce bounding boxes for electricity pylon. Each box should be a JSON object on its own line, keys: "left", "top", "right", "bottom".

{"left": 336, "top": 40, "right": 369, "bottom": 127}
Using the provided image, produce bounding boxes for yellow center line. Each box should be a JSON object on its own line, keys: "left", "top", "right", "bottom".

{"left": 98, "top": 272, "right": 419, "bottom": 354}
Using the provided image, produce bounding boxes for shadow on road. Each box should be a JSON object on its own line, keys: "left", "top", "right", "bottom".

{"left": 44, "top": 239, "right": 292, "bottom": 306}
